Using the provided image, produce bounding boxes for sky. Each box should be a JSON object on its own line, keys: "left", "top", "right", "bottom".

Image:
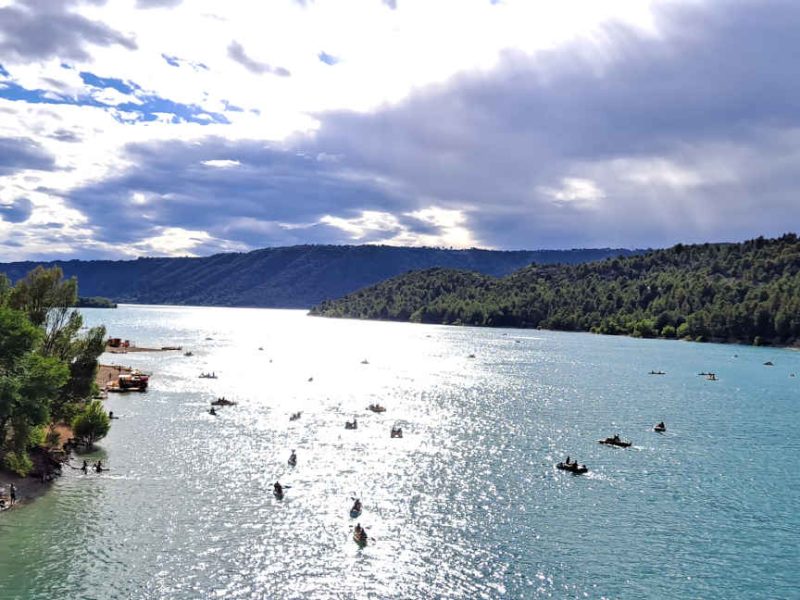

{"left": 0, "top": 0, "right": 798, "bottom": 260}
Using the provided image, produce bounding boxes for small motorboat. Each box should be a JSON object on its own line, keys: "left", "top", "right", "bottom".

{"left": 390, "top": 427, "right": 403, "bottom": 438}
{"left": 367, "top": 404, "right": 386, "bottom": 413}
{"left": 258, "top": 346, "right": 264, "bottom": 351}
{"left": 654, "top": 422, "right": 666, "bottom": 433}
{"left": 307, "top": 377, "right": 314, "bottom": 382}
{"left": 556, "top": 462, "right": 588, "bottom": 474}
{"left": 211, "top": 397, "right": 236, "bottom": 406}
{"left": 199, "top": 373, "right": 218, "bottom": 379}
{"left": 599, "top": 436, "right": 632, "bottom": 448}
{"left": 705, "top": 373, "right": 718, "bottom": 381}
{"left": 289, "top": 411, "right": 302, "bottom": 421}
{"left": 361, "top": 359, "right": 369, "bottom": 365}
{"left": 648, "top": 370, "right": 666, "bottom": 375}
{"left": 467, "top": 353, "right": 476, "bottom": 359}
{"left": 345, "top": 419, "right": 358, "bottom": 430}
{"left": 763, "top": 361, "right": 774, "bottom": 366}
{"left": 184, "top": 351, "right": 194, "bottom": 357}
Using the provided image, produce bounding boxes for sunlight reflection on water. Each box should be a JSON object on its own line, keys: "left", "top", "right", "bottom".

{"left": 0, "top": 306, "right": 798, "bottom": 599}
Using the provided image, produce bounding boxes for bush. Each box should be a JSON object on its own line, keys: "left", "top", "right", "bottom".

{"left": 3, "top": 451, "right": 33, "bottom": 477}
{"left": 71, "top": 400, "right": 111, "bottom": 448}
{"left": 27, "top": 425, "right": 46, "bottom": 447}
{"left": 661, "top": 325, "right": 677, "bottom": 338}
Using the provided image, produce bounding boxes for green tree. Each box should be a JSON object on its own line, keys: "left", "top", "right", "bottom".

{"left": 71, "top": 400, "right": 110, "bottom": 448}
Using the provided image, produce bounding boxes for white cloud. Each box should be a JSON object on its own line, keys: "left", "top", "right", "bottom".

{"left": 539, "top": 178, "right": 605, "bottom": 205}
{"left": 320, "top": 206, "right": 478, "bottom": 248}
{"left": 202, "top": 159, "right": 241, "bottom": 168}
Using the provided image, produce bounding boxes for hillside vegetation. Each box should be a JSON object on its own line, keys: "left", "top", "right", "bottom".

{"left": 0, "top": 245, "right": 635, "bottom": 308}
{"left": 311, "top": 235, "right": 800, "bottom": 346}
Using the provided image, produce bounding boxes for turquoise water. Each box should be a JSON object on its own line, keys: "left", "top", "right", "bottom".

{"left": 1, "top": 305, "right": 798, "bottom": 599}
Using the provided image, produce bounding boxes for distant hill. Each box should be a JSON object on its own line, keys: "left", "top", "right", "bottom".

{"left": 0, "top": 245, "right": 637, "bottom": 309}
{"left": 311, "top": 235, "right": 800, "bottom": 346}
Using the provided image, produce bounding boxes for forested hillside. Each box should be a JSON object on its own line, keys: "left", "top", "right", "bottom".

{"left": 311, "top": 235, "right": 800, "bottom": 346}
{"left": 0, "top": 245, "right": 634, "bottom": 308}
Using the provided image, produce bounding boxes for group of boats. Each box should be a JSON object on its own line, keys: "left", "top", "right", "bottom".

{"left": 272, "top": 395, "right": 405, "bottom": 547}
{"left": 559, "top": 423, "right": 666, "bottom": 475}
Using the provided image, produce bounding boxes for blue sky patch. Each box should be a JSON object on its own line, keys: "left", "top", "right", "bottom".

{"left": 80, "top": 71, "right": 137, "bottom": 94}
{"left": 0, "top": 69, "right": 228, "bottom": 125}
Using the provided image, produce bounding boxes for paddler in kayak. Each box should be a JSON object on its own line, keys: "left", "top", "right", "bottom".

{"left": 354, "top": 523, "right": 368, "bottom": 545}
{"left": 288, "top": 450, "right": 297, "bottom": 466}
{"left": 273, "top": 481, "right": 284, "bottom": 498}
{"left": 350, "top": 498, "right": 362, "bottom": 516}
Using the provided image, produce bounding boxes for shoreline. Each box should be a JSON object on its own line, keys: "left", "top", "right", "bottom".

{"left": 308, "top": 312, "right": 800, "bottom": 350}
{"left": 1, "top": 364, "right": 134, "bottom": 514}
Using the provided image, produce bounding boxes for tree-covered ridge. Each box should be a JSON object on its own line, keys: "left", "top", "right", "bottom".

{"left": 311, "top": 234, "right": 800, "bottom": 346}
{"left": 0, "top": 245, "right": 638, "bottom": 308}
{"left": 0, "top": 267, "right": 108, "bottom": 476}
{"left": 76, "top": 297, "right": 117, "bottom": 308}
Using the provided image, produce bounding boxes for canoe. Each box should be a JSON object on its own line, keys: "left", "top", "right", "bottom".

{"left": 556, "top": 462, "right": 588, "bottom": 474}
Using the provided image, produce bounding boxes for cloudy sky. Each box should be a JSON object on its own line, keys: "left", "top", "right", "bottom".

{"left": 0, "top": 0, "right": 798, "bottom": 260}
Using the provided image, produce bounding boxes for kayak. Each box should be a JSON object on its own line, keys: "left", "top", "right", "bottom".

{"left": 556, "top": 462, "right": 588, "bottom": 474}
{"left": 350, "top": 507, "right": 362, "bottom": 518}
{"left": 273, "top": 488, "right": 284, "bottom": 500}
{"left": 288, "top": 457, "right": 297, "bottom": 467}
{"left": 598, "top": 439, "right": 632, "bottom": 448}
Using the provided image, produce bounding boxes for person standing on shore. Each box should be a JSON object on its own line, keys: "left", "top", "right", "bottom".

{"left": 10, "top": 483, "right": 17, "bottom": 505}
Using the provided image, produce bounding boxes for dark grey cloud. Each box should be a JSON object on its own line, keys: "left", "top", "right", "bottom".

{"left": 227, "top": 41, "right": 290, "bottom": 77}
{"left": 66, "top": 138, "right": 412, "bottom": 247}
{"left": 0, "top": 198, "right": 33, "bottom": 223}
{"left": 304, "top": 0, "right": 800, "bottom": 248}
{"left": 0, "top": 137, "right": 56, "bottom": 174}
{"left": 50, "top": 129, "right": 82, "bottom": 143}
{"left": 0, "top": 0, "right": 135, "bottom": 63}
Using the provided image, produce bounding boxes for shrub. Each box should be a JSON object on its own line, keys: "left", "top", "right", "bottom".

{"left": 3, "top": 451, "right": 33, "bottom": 477}
{"left": 71, "top": 400, "right": 111, "bottom": 449}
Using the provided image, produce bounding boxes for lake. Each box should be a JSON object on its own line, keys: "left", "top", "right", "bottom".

{"left": 1, "top": 305, "right": 798, "bottom": 599}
